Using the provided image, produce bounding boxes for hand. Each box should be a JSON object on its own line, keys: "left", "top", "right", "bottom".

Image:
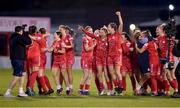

{"left": 43, "top": 32, "right": 50, "bottom": 37}
{"left": 47, "top": 48, "right": 52, "bottom": 52}
{"left": 93, "top": 40, "right": 97, "bottom": 47}
{"left": 102, "top": 25, "right": 107, "bottom": 29}
{"left": 135, "top": 43, "right": 138, "bottom": 49}
{"left": 116, "top": 11, "right": 121, "bottom": 16}
{"left": 78, "top": 25, "right": 83, "bottom": 31}
{"left": 129, "top": 47, "right": 134, "bottom": 52}
{"left": 54, "top": 49, "right": 58, "bottom": 53}
{"left": 29, "top": 35, "right": 37, "bottom": 40}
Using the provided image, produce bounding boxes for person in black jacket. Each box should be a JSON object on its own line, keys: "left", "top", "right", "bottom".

{"left": 4, "top": 26, "right": 32, "bottom": 97}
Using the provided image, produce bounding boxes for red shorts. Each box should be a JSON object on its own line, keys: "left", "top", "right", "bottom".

{"left": 121, "top": 62, "right": 132, "bottom": 73}
{"left": 150, "top": 63, "right": 161, "bottom": 76}
{"left": 27, "top": 55, "right": 40, "bottom": 68}
{"left": 40, "top": 55, "right": 46, "bottom": 69}
{"left": 66, "top": 54, "right": 75, "bottom": 67}
{"left": 52, "top": 59, "right": 66, "bottom": 69}
{"left": 96, "top": 56, "right": 107, "bottom": 67}
{"left": 107, "top": 55, "right": 122, "bottom": 66}
{"left": 81, "top": 57, "right": 93, "bottom": 69}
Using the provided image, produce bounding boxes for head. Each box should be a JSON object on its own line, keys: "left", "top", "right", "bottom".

{"left": 39, "top": 28, "right": 46, "bottom": 34}
{"left": 85, "top": 26, "right": 93, "bottom": 34}
{"left": 121, "top": 32, "right": 131, "bottom": 42}
{"left": 94, "top": 29, "right": 100, "bottom": 36}
{"left": 65, "top": 26, "right": 71, "bottom": 34}
{"left": 156, "top": 23, "right": 166, "bottom": 36}
{"left": 54, "top": 31, "right": 61, "bottom": 40}
{"left": 29, "top": 25, "right": 37, "bottom": 35}
{"left": 15, "top": 26, "right": 23, "bottom": 35}
{"left": 99, "top": 28, "right": 108, "bottom": 37}
{"left": 107, "top": 22, "right": 117, "bottom": 34}
{"left": 59, "top": 25, "right": 66, "bottom": 33}
{"left": 142, "top": 30, "right": 153, "bottom": 41}
{"left": 133, "top": 28, "right": 143, "bottom": 40}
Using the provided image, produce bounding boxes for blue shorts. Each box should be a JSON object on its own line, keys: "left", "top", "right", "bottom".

{"left": 11, "top": 59, "right": 24, "bottom": 77}
{"left": 138, "top": 52, "right": 150, "bottom": 74}
{"left": 139, "top": 61, "right": 150, "bottom": 74}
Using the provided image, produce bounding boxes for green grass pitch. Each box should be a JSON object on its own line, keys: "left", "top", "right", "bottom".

{"left": 0, "top": 68, "right": 180, "bottom": 107}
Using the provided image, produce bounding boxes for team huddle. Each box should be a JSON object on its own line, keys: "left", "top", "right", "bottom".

{"left": 4, "top": 11, "right": 179, "bottom": 97}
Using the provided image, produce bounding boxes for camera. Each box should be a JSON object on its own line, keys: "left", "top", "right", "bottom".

{"left": 22, "top": 24, "right": 27, "bottom": 31}
{"left": 163, "top": 18, "right": 176, "bottom": 38}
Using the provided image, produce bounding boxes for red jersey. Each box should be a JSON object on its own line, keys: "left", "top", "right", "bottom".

{"left": 27, "top": 40, "right": 40, "bottom": 57}
{"left": 81, "top": 29, "right": 98, "bottom": 58}
{"left": 122, "top": 40, "right": 132, "bottom": 62}
{"left": 156, "top": 35, "right": 168, "bottom": 58}
{"left": 156, "top": 35, "right": 175, "bottom": 62}
{"left": 108, "top": 32, "right": 122, "bottom": 57}
{"left": 64, "top": 34, "right": 74, "bottom": 56}
{"left": 95, "top": 37, "right": 107, "bottom": 58}
{"left": 52, "top": 39, "right": 66, "bottom": 62}
{"left": 143, "top": 40, "right": 159, "bottom": 64}
{"left": 81, "top": 36, "right": 94, "bottom": 58}
{"left": 38, "top": 38, "right": 47, "bottom": 54}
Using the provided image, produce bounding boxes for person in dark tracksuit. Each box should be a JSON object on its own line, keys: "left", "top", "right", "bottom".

{"left": 4, "top": 26, "right": 32, "bottom": 97}
{"left": 133, "top": 29, "right": 150, "bottom": 95}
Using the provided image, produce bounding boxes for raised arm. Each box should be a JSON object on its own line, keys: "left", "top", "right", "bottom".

{"left": 135, "top": 43, "right": 147, "bottom": 53}
{"left": 116, "top": 11, "right": 123, "bottom": 33}
{"left": 78, "top": 25, "right": 97, "bottom": 38}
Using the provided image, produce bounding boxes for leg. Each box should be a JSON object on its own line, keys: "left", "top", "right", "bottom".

{"left": 5, "top": 76, "right": 20, "bottom": 96}
{"left": 122, "top": 72, "right": 127, "bottom": 92}
{"left": 97, "top": 66, "right": 104, "bottom": 92}
{"left": 108, "top": 65, "right": 118, "bottom": 87}
{"left": 67, "top": 65, "right": 73, "bottom": 89}
{"left": 52, "top": 67, "right": 61, "bottom": 89}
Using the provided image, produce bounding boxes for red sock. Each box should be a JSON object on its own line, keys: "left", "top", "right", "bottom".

{"left": 95, "top": 75, "right": 100, "bottom": 92}
{"left": 170, "top": 80, "right": 178, "bottom": 91}
{"left": 113, "top": 79, "right": 118, "bottom": 87}
{"left": 26, "top": 71, "right": 30, "bottom": 89}
{"left": 28, "top": 71, "right": 38, "bottom": 89}
{"left": 36, "top": 77, "right": 42, "bottom": 92}
{"left": 39, "top": 76, "right": 47, "bottom": 92}
{"left": 85, "top": 84, "right": 90, "bottom": 90}
{"left": 163, "top": 80, "right": 170, "bottom": 92}
{"left": 44, "top": 75, "right": 52, "bottom": 90}
{"left": 122, "top": 77, "right": 126, "bottom": 91}
{"left": 106, "top": 81, "right": 112, "bottom": 90}
{"left": 150, "top": 76, "right": 157, "bottom": 93}
{"left": 99, "top": 82, "right": 104, "bottom": 91}
{"left": 173, "top": 79, "right": 178, "bottom": 91}
{"left": 156, "top": 76, "right": 164, "bottom": 92}
{"left": 79, "top": 84, "right": 84, "bottom": 90}
{"left": 130, "top": 76, "right": 136, "bottom": 91}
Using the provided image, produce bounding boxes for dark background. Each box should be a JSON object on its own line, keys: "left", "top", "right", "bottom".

{"left": 0, "top": 0, "right": 179, "bottom": 55}
{"left": 1, "top": 0, "right": 180, "bottom": 30}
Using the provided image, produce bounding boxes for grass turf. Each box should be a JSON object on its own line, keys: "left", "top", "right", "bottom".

{"left": 0, "top": 68, "right": 180, "bottom": 107}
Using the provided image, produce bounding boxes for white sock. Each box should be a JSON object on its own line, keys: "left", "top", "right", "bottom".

{"left": 5, "top": 89, "right": 11, "bottom": 95}
{"left": 85, "top": 89, "right": 89, "bottom": 92}
{"left": 66, "top": 87, "right": 70, "bottom": 91}
{"left": 57, "top": 85, "right": 62, "bottom": 90}
{"left": 69, "top": 85, "right": 73, "bottom": 89}
{"left": 19, "top": 87, "right": 24, "bottom": 94}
